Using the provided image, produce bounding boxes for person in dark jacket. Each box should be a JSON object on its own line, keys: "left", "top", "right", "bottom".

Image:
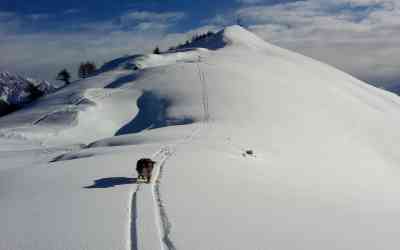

{"left": 136, "top": 158, "right": 156, "bottom": 183}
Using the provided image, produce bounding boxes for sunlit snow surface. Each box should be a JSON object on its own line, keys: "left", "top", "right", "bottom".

{"left": 2, "top": 26, "right": 400, "bottom": 250}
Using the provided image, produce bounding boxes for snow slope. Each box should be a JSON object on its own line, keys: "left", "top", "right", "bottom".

{"left": 2, "top": 25, "right": 400, "bottom": 250}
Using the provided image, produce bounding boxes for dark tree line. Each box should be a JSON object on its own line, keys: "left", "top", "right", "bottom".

{"left": 153, "top": 47, "right": 161, "bottom": 54}
{"left": 152, "top": 31, "right": 216, "bottom": 54}
{"left": 168, "top": 31, "right": 216, "bottom": 52}
{"left": 78, "top": 62, "right": 97, "bottom": 79}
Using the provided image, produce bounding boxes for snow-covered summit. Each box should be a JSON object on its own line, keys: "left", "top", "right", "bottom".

{"left": 2, "top": 26, "right": 400, "bottom": 250}
{"left": 169, "top": 25, "right": 269, "bottom": 52}
{"left": 97, "top": 26, "right": 281, "bottom": 73}
{"left": 219, "top": 24, "right": 270, "bottom": 48}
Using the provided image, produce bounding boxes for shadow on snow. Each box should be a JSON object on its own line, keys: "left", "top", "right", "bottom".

{"left": 105, "top": 74, "right": 139, "bottom": 89}
{"left": 115, "top": 91, "right": 193, "bottom": 136}
{"left": 84, "top": 177, "right": 137, "bottom": 189}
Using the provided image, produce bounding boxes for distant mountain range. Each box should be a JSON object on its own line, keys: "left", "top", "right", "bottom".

{"left": 384, "top": 83, "right": 400, "bottom": 95}
{"left": 0, "top": 72, "right": 57, "bottom": 116}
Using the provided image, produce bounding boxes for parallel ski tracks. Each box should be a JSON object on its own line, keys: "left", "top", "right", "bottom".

{"left": 129, "top": 56, "right": 209, "bottom": 250}
{"left": 129, "top": 126, "right": 202, "bottom": 250}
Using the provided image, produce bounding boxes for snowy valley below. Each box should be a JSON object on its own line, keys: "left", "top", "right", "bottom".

{"left": 2, "top": 26, "right": 400, "bottom": 250}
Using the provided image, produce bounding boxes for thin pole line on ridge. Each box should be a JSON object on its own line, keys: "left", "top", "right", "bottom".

{"left": 196, "top": 55, "right": 210, "bottom": 123}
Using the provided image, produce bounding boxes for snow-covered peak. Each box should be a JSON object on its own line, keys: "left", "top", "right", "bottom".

{"left": 0, "top": 72, "right": 32, "bottom": 104}
{"left": 0, "top": 71, "right": 25, "bottom": 81}
{"left": 0, "top": 71, "right": 57, "bottom": 117}
{"left": 219, "top": 25, "right": 269, "bottom": 49}
{"left": 169, "top": 25, "right": 272, "bottom": 52}
{"left": 0, "top": 71, "right": 56, "bottom": 105}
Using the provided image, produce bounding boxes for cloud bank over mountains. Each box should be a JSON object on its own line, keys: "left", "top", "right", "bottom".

{"left": 0, "top": 0, "right": 399, "bottom": 86}
{"left": 235, "top": 0, "right": 400, "bottom": 86}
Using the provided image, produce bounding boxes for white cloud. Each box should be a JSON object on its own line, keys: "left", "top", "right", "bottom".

{"left": 236, "top": 0, "right": 264, "bottom": 4}
{"left": 120, "top": 11, "right": 185, "bottom": 23}
{"left": 206, "top": 0, "right": 400, "bottom": 86}
{"left": 0, "top": 10, "right": 196, "bottom": 81}
{"left": 28, "top": 13, "right": 50, "bottom": 21}
{"left": 0, "top": 30, "right": 161, "bottom": 80}
{"left": 2, "top": 2, "right": 400, "bottom": 86}
{"left": 63, "top": 9, "right": 81, "bottom": 15}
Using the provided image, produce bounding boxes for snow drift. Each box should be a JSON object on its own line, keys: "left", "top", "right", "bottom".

{"left": 2, "top": 25, "right": 400, "bottom": 250}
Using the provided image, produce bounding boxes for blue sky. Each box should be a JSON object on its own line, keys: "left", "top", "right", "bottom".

{"left": 1, "top": 0, "right": 400, "bottom": 87}
{"left": 0, "top": 0, "right": 294, "bottom": 32}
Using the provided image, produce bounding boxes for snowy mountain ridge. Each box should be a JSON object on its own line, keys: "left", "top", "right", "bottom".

{"left": 0, "top": 71, "right": 56, "bottom": 104}
{"left": 0, "top": 71, "right": 57, "bottom": 117}
{"left": 2, "top": 26, "right": 400, "bottom": 250}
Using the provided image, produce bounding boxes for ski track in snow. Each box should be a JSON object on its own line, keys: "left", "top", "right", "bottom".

{"left": 129, "top": 185, "right": 140, "bottom": 250}
{"left": 130, "top": 59, "right": 209, "bottom": 250}
{"left": 150, "top": 60, "right": 209, "bottom": 250}
{"left": 151, "top": 125, "right": 204, "bottom": 250}
{"left": 152, "top": 146, "right": 176, "bottom": 250}
{"left": 197, "top": 57, "right": 210, "bottom": 122}
{"left": 129, "top": 129, "right": 201, "bottom": 250}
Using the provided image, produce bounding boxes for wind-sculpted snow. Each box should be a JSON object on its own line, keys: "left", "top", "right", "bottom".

{"left": 0, "top": 71, "right": 140, "bottom": 145}
{"left": 131, "top": 49, "right": 208, "bottom": 70}
{"left": 116, "top": 91, "right": 193, "bottom": 135}
{"left": 99, "top": 55, "right": 141, "bottom": 72}
{"left": 3, "top": 25, "right": 400, "bottom": 250}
